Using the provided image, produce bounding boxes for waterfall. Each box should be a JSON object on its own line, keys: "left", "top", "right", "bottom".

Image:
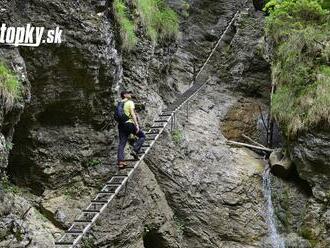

{"left": 262, "top": 167, "right": 285, "bottom": 248}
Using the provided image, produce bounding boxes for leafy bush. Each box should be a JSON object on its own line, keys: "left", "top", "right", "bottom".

{"left": 265, "top": 0, "right": 330, "bottom": 137}
{"left": 265, "top": 0, "right": 328, "bottom": 43}
{"left": 0, "top": 62, "right": 21, "bottom": 110}
{"left": 113, "top": 0, "right": 137, "bottom": 49}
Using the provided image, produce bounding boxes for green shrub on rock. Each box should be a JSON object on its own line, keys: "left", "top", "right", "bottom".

{"left": 0, "top": 62, "right": 21, "bottom": 110}
{"left": 265, "top": 0, "right": 330, "bottom": 137}
{"left": 136, "top": 0, "right": 179, "bottom": 42}
{"left": 113, "top": 0, "right": 179, "bottom": 49}
{"left": 113, "top": 0, "right": 137, "bottom": 50}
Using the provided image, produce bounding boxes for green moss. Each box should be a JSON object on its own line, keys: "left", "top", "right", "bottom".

{"left": 113, "top": 0, "right": 137, "bottom": 50}
{"left": 300, "top": 226, "right": 318, "bottom": 247}
{"left": 0, "top": 62, "right": 21, "bottom": 110}
{"left": 0, "top": 175, "right": 20, "bottom": 194}
{"left": 265, "top": 0, "right": 330, "bottom": 137}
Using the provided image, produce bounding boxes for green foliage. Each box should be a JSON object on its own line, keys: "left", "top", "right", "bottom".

{"left": 300, "top": 226, "right": 318, "bottom": 246}
{"left": 136, "top": 0, "right": 179, "bottom": 42}
{"left": 265, "top": 0, "right": 330, "bottom": 137}
{"left": 0, "top": 175, "right": 20, "bottom": 194}
{"left": 171, "top": 129, "right": 183, "bottom": 144}
{"left": 0, "top": 62, "right": 21, "bottom": 110}
{"left": 4, "top": 141, "right": 13, "bottom": 152}
{"left": 265, "top": 0, "right": 328, "bottom": 43}
{"left": 86, "top": 159, "right": 102, "bottom": 167}
{"left": 320, "top": 0, "right": 330, "bottom": 9}
{"left": 113, "top": 0, "right": 137, "bottom": 50}
{"left": 81, "top": 237, "right": 96, "bottom": 248}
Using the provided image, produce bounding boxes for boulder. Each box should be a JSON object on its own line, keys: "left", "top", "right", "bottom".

{"left": 269, "top": 148, "right": 293, "bottom": 178}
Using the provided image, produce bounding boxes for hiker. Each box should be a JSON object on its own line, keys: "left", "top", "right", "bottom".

{"left": 115, "top": 90, "right": 145, "bottom": 169}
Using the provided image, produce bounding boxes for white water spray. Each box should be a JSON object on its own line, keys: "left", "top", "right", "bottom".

{"left": 263, "top": 167, "right": 285, "bottom": 248}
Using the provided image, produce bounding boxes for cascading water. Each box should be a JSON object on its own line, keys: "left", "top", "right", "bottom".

{"left": 263, "top": 166, "right": 285, "bottom": 248}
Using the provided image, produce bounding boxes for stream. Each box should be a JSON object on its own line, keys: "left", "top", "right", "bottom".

{"left": 263, "top": 166, "right": 285, "bottom": 248}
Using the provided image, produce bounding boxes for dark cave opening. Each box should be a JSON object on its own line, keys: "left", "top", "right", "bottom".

{"left": 143, "top": 228, "right": 168, "bottom": 248}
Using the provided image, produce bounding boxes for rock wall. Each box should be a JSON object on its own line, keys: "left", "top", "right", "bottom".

{"left": 3, "top": 0, "right": 121, "bottom": 194}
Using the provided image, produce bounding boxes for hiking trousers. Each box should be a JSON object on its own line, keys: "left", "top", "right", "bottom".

{"left": 117, "top": 122, "right": 145, "bottom": 162}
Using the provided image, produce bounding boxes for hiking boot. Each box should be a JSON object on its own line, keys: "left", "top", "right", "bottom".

{"left": 130, "top": 151, "right": 139, "bottom": 160}
{"left": 117, "top": 161, "right": 128, "bottom": 169}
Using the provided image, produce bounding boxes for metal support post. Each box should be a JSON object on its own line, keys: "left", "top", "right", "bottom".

{"left": 186, "top": 102, "right": 189, "bottom": 122}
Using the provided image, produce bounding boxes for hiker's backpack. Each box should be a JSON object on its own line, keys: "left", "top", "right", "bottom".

{"left": 114, "top": 101, "right": 129, "bottom": 123}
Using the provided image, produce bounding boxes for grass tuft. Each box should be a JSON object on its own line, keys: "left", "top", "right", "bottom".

{"left": 113, "top": 0, "right": 138, "bottom": 50}
{"left": 171, "top": 129, "right": 183, "bottom": 144}
{"left": 113, "top": 0, "right": 179, "bottom": 49}
{"left": 136, "top": 0, "right": 179, "bottom": 42}
{"left": 0, "top": 62, "right": 21, "bottom": 110}
{"left": 265, "top": 0, "right": 330, "bottom": 137}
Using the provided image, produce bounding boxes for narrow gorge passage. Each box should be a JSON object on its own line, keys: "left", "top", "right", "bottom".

{"left": 0, "top": 0, "right": 329, "bottom": 248}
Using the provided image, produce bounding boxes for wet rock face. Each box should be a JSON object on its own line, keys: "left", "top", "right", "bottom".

{"left": 3, "top": 0, "right": 121, "bottom": 193}
{"left": 289, "top": 128, "right": 330, "bottom": 202}
{"left": 221, "top": 98, "right": 267, "bottom": 143}
{"left": 218, "top": 9, "right": 271, "bottom": 98}
{"left": 271, "top": 174, "right": 330, "bottom": 248}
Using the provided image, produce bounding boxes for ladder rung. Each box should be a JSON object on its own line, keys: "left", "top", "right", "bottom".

{"left": 99, "top": 190, "right": 116, "bottom": 194}
{"left": 112, "top": 175, "right": 127, "bottom": 179}
{"left": 96, "top": 192, "right": 113, "bottom": 195}
{"left": 159, "top": 114, "right": 172, "bottom": 117}
{"left": 151, "top": 126, "right": 164, "bottom": 129}
{"left": 142, "top": 144, "right": 150, "bottom": 148}
{"left": 91, "top": 200, "right": 108, "bottom": 204}
{"left": 154, "top": 120, "right": 168, "bottom": 123}
{"left": 145, "top": 132, "right": 158, "bottom": 135}
{"left": 75, "top": 219, "right": 92, "bottom": 223}
{"left": 55, "top": 241, "right": 74, "bottom": 245}
{"left": 82, "top": 210, "right": 99, "bottom": 213}
{"left": 66, "top": 230, "right": 83, "bottom": 234}
{"left": 119, "top": 166, "right": 135, "bottom": 170}
{"left": 145, "top": 138, "right": 155, "bottom": 141}
{"left": 145, "top": 133, "right": 159, "bottom": 136}
{"left": 105, "top": 183, "right": 122, "bottom": 187}
{"left": 123, "top": 159, "right": 139, "bottom": 162}
{"left": 115, "top": 173, "right": 128, "bottom": 177}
